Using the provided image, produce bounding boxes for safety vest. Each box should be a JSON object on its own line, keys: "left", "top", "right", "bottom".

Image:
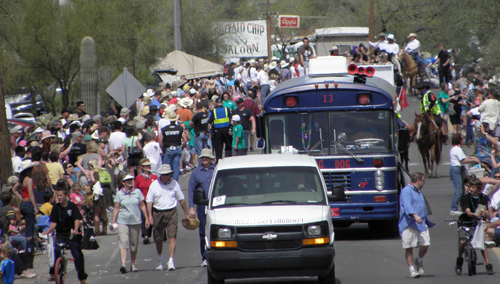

{"left": 213, "top": 107, "right": 230, "bottom": 128}
{"left": 419, "top": 90, "right": 440, "bottom": 115}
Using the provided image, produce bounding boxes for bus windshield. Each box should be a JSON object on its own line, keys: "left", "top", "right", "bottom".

{"left": 267, "top": 110, "right": 393, "bottom": 155}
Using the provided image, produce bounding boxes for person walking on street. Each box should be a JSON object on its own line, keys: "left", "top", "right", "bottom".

{"left": 232, "top": 98, "right": 256, "bottom": 155}
{"left": 189, "top": 102, "right": 210, "bottom": 164}
{"left": 146, "top": 164, "right": 189, "bottom": 271}
{"left": 111, "top": 174, "right": 149, "bottom": 274}
{"left": 231, "top": 115, "right": 245, "bottom": 156}
{"left": 188, "top": 149, "right": 215, "bottom": 267}
{"left": 134, "top": 158, "right": 158, "bottom": 244}
{"left": 159, "top": 112, "right": 184, "bottom": 181}
{"left": 208, "top": 97, "right": 232, "bottom": 162}
{"left": 398, "top": 172, "right": 435, "bottom": 278}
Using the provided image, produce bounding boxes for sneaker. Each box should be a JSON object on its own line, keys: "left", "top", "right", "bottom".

{"left": 167, "top": 259, "right": 175, "bottom": 271}
{"left": 486, "top": 263, "right": 494, "bottom": 275}
{"left": 143, "top": 238, "right": 150, "bottom": 245}
{"left": 410, "top": 270, "right": 420, "bottom": 278}
{"left": 485, "top": 240, "right": 496, "bottom": 248}
{"left": 20, "top": 272, "right": 37, "bottom": 279}
{"left": 201, "top": 260, "right": 207, "bottom": 267}
{"left": 48, "top": 275, "right": 55, "bottom": 281}
{"left": 455, "top": 256, "right": 463, "bottom": 275}
{"left": 120, "top": 266, "right": 127, "bottom": 274}
{"left": 450, "top": 210, "right": 462, "bottom": 216}
{"left": 156, "top": 256, "right": 164, "bottom": 270}
{"left": 130, "top": 265, "right": 138, "bottom": 272}
{"left": 414, "top": 258, "right": 424, "bottom": 275}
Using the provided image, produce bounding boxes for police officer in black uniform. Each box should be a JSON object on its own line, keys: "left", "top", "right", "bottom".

{"left": 159, "top": 111, "right": 184, "bottom": 181}
{"left": 208, "top": 97, "right": 232, "bottom": 162}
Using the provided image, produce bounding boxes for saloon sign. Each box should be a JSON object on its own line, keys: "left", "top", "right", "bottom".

{"left": 278, "top": 15, "right": 300, "bottom": 28}
{"left": 215, "top": 20, "right": 268, "bottom": 58}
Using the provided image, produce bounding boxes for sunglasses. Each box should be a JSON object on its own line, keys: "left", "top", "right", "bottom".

{"left": 495, "top": 176, "right": 500, "bottom": 179}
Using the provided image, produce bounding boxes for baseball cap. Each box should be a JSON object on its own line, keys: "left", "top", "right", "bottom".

{"left": 235, "top": 98, "right": 244, "bottom": 104}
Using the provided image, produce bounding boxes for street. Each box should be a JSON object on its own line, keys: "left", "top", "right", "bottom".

{"left": 18, "top": 91, "right": 500, "bottom": 284}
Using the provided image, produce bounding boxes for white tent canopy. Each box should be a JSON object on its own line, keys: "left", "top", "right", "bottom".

{"left": 150, "top": 50, "right": 223, "bottom": 80}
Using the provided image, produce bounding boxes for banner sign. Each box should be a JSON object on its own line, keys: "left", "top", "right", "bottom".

{"left": 278, "top": 15, "right": 300, "bottom": 28}
{"left": 215, "top": 20, "right": 268, "bottom": 58}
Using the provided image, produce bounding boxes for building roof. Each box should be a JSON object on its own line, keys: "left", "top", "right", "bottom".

{"left": 315, "top": 27, "right": 369, "bottom": 37}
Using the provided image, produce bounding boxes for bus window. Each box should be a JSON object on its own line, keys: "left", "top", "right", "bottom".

{"left": 269, "top": 118, "right": 284, "bottom": 152}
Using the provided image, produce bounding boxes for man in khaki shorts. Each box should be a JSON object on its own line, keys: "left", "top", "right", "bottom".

{"left": 398, "top": 172, "right": 435, "bottom": 278}
{"left": 146, "top": 164, "right": 189, "bottom": 271}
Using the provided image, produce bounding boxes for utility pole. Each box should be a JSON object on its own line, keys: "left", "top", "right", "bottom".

{"left": 0, "top": 72, "right": 13, "bottom": 185}
{"left": 267, "top": 0, "right": 271, "bottom": 61}
{"left": 368, "top": 0, "right": 374, "bottom": 52}
{"left": 174, "top": 0, "right": 183, "bottom": 51}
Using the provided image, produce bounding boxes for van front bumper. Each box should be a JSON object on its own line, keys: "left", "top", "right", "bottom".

{"left": 206, "top": 246, "right": 335, "bottom": 280}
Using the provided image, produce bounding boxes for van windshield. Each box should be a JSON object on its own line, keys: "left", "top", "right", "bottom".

{"left": 211, "top": 166, "right": 326, "bottom": 207}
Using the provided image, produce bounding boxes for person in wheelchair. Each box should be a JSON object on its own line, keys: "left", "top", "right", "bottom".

{"left": 456, "top": 178, "right": 494, "bottom": 275}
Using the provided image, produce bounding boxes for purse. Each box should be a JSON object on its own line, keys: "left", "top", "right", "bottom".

{"left": 82, "top": 226, "right": 100, "bottom": 250}
{"left": 128, "top": 137, "right": 143, "bottom": 158}
{"left": 448, "top": 104, "right": 456, "bottom": 116}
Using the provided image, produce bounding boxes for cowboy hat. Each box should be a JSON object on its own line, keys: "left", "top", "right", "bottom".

{"left": 157, "top": 164, "right": 174, "bottom": 175}
{"left": 10, "top": 125, "right": 22, "bottom": 134}
{"left": 146, "top": 89, "right": 155, "bottom": 97}
{"left": 120, "top": 107, "right": 131, "bottom": 116}
{"left": 165, "top": 111, "right": 180, "bottom": 121}
{"left": 69, "top": 114, "right": 80, "bottom": 121}
{"left": 20, "top": 160, "right": 34, "bottom": 172}
{"left": 41, "top": 130, "right": 55, "bottom": 141}
{"left": 377, "top": 32, "right": 386, "bottom": 38}
{"left": 199, "top": 148, "right": 215, "bottom": 159}
{"left": 280, "top": 60, "right": 288, "bottom": 68}
{"left": 329, "top": 45, "right": 339, "bottom": 51}
{"left": 170, "top": 90, "right": 178, "bottom": 97}
{"left": 182, "top": 218, "right": 201, "bottom": 230}
{"left": 387, "top": 34, "right": 395, "bottom": 41}
{"left": 179, "top": 97, "right": 193, "bottom": 108}
{"left": 33, "top": 127, "right": 45, "bottom": 134}
{"left": 90, "top": 131, "right": 100, "bottom": 140}
{"left": 142, "top": 94, "right": 151, "bottom": 103}
{"left": 163, "top": 105, "right": 178, "bottom": 117}
{"left": 269, "top": 61, "right": 277, "bottom": 70}
{"left": 408, "top": 33, "right": 417, "bottom": 38}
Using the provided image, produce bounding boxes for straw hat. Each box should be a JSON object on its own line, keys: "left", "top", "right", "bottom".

{"left": 387, "top": 34, "right": 395, "bottom": 41}
{"left": 280, "top": 60, "right": 288, "bottom": 68}
{"left": 207, "top": 79, "right": 216, "bottom": 88}
{"left": 165, "top": 111, "right": 180, "bottom": 121}
{"left": 41, "top": 130, "right": 55, "bottom": 141}
{"left": 408, "top": 33, "right": 417, "bottom": 38}
{"left": 377, "top": 32, "right": 386, "bottom": 38}
{"left": 20, "top": 160, "right": 34, "bottom": 172}
{"left": 179, "top": 97, "right": 193, "bottom": 108}
{"left": 90, "top": 131, "right": 100, "bottom": 140}
{"left": 269, "top": 61, "right": 277, "bottom": 70}
{"left": 182, "top": 218, "right": 201, "bottom": 230}
{"left": 142, "top": 94, "right": 151, "bottom": 103}
{"left": 157, "top": 164, "right": 174, "bottom": 175}
{"left": 330, "top": 45, "right": 339, "bottom": 51}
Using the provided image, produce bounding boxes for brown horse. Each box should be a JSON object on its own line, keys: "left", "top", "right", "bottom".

{"left": 408, "top": 112, "right": 442, "bottom": 177}
{"left": 399, "top": 51, "right": 419, "bottom": 96}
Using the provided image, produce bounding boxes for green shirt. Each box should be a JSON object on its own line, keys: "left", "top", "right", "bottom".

{"left": 438, "top": 91, "right": 450, "bottom": 113}
{"left": 232, "top": 124, "right": 245, "bottom": 149}
{"left": 114, "top": 188, "right": 144, "bottom": 225}
{"left": 223, "top": 100, "right": 236, "bottom": 110}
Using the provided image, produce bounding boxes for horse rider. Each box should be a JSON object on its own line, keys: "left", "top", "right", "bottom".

{"left": 367, "top": 32, "right": 388, "bottom": 59}
{"left": 417, "top": 82, "right": 449, "bottom": 144}
{"left": 405, "top": 33, "right": 424, "bottom": 71}
{"left": 385, "top": 34, "right": 401, "bottom": 74}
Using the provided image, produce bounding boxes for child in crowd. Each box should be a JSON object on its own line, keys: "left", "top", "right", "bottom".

{"left": 231, "top": 115, "right": 245, "bottom": 156}
{"left": 70, "top": 183, "right": 85, "bottom": 217}
{"left": 0, "top": 246, "right": 15, "bottom": 284}
{"left": 39, "top": 191, "right": 54, "bottom": 216}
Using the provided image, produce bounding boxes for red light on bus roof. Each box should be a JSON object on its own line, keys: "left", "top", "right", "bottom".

{"left": 325, "top": 83, "right": 329, "bottom": 89}
{"left": 348, "top": 64, "right": 358, "bottom": 75}
{"left": 358, "top": 94, "right": 370, "bottom": 105}
{"left": 357, "top": 66, "right": 365, "bottom": 75}
{"left": 365, "top": 67, "right": 375, "bottom": 77}
{"left": 315, "top": 84, "right": 319, "bottom": 89}
{"left": 285, "top": 97, "right": 297, "bottom": 107}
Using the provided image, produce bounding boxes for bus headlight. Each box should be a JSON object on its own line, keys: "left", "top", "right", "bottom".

{"left": 374, "top": 170, "right": 385, "bottom": 191}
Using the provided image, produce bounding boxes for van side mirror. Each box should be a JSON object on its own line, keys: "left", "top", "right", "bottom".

{"left": 194, "top": 189, "right": 209, "bottom": 206}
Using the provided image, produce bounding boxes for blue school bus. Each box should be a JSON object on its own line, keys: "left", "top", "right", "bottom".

{"left": 257, "top": 57, "right": 402, "bottom": 236}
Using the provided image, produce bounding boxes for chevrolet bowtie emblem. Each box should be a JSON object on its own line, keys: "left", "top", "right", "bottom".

{"left": 262, "top": 233, "right": 277, "bottom": 240}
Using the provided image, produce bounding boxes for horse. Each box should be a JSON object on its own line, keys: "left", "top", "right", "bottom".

{"left": 399, "top": 51, "right": 419, "bottom": 96}
{"left": 408, "top": 112, "right": 442, "bottom": 177}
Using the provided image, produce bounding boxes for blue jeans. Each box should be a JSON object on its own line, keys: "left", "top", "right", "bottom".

{"left": 49, "top": 236, "right": 87, "bottom": 281}
{"left": 10, "top": 236, "right": 27, "bottom": 251}
{"left": 20, "top": 201, "right": 35, "bottom": 250}
{"left": 163, "top": 148, "right": 182, "bottom": 181}
{"left": 260, "top": 84, "right": 270, "bottom": 103}
{"left": 450, "top": 166, "right": 464, "bottom": 211}
{"left": 465, "top": 116, "right": 474, "bottom": 145}
{"left": 195, "top": 132, "right": 209, "bottom": 165}
{"left": 243, "top": 130, "right": 250, "bottom": 155}
{"left": 197, "top": 205, "right": 207, "bottom": 261}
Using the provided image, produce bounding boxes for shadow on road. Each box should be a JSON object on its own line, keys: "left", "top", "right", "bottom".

{"left": 334, "top": 223, "right": 400, "bottom": 241}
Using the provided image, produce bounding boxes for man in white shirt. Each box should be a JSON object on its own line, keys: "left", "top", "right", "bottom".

{"left": 478, "top": 92, "right": 500, "bottom": 130}
{"left": 367, "top": 32, "right": 388, "bottom": 55}
{"left": 143, "top": 132, "right": 162, "bottom": 174}
{"left": 146, "top": 164, "right": 189, "bottom": 271}
{"left": 250, "top": 62, "right": 259, "bottom": 85}
{"left": 257, "top": 65, "right": 270, "bottom": 103}
{"left": 405, "top": 33, "right": 423, "bottom": 70}
{"left": 385, "top": 34, "right": 401, "bottom": 72}
{"left": 12, "top": 146, "right": 25, "bottom": 174}
{"left": 241, "top": 63, "right": 250, "bottom": 92}
{"left": 108, "top": 121, "right": 127, "bottom": 151}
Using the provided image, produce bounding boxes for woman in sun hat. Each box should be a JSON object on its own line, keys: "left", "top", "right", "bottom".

{"left": 17, "top": 160, "right": 37, "bottom": 252}
{"left": 134, "top": 158, "right": 158, "bottom": 245}
{"left": 111, "top": 173, "right": 148, "bottom": 274}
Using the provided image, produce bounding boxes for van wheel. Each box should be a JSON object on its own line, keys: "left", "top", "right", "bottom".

{"left": 318, "top": 263, "right": 335, "bottom": 284}
{"left": 207, "top": 269, "right": 224, "bottom": 284}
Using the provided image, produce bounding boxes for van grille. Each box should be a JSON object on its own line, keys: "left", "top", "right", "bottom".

{"left": 236, "top": 226, "right": 302, "bottom": 234}
{"left": 239, "top": 240, "right": 301, "bottom": 250}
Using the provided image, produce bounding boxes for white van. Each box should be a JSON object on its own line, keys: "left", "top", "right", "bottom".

{"left": 194, "top": 154, "right": 335, "bottom": 284}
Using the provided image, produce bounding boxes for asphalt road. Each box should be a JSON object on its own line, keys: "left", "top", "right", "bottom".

{"left": 18, "top": 90, "right": 500, "bottom": 284}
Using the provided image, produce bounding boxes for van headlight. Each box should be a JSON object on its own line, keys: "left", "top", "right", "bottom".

{"left": 307, "top": 225, "right": 321, "bottom": 236}
{"left": 374, "top": 170, "right": 385, "bottom": 191}
{"left": 218, "top": 228, "right": 232, "bottom": 239}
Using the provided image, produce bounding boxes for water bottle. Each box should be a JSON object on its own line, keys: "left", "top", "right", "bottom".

{"left": 42, "top": 242, "right": 46, "bottom": 254}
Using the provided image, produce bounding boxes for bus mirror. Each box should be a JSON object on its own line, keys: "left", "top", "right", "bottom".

{"left": 256, "top": 139, "right": 265, "bottom": 150}
{"left": 328, "top": 185, "right": 346, "bottom": 202}
{"left": 193, "top": 189, "right": 208, "bottom": 206}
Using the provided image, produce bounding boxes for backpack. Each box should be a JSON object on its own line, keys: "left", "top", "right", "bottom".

{"left": 98, "top": 169, "right": 112, "bottom": 186}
